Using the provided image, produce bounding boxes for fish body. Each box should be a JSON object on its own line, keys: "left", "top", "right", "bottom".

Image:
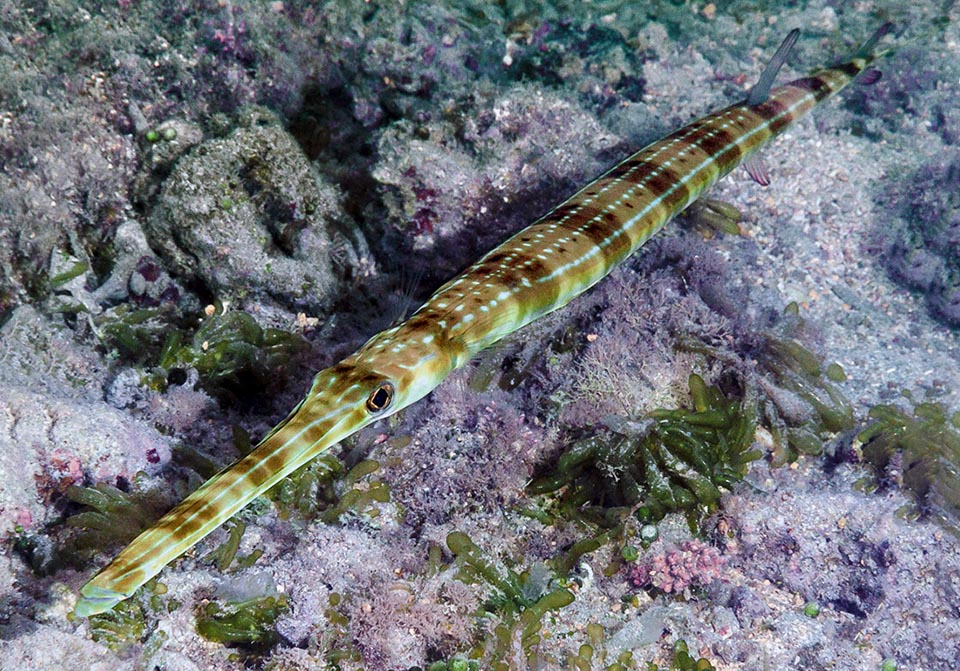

{"left": 76, "top": 26, "right": 891, "bottom": 617}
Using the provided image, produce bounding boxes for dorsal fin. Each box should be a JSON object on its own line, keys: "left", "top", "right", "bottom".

{"left": 748, "top": 28, "right": 801, "bottom": 105}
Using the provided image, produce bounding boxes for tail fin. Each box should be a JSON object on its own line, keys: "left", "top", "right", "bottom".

{"left": 854, "top": 22, "right": 894, "bottom": 61}
{"left": 850, "top": 18, "right": 951, "bottom": 67}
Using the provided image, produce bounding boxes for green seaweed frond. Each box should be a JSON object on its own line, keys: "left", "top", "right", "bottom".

{"left": 155, "top": 310, "right": 308, "bottom": 398}
{"left": 645, "top": 639, "right": 716, "bottom": 671}
{"left": 752, "top": 315, "right": 855, "bottom": 464}
{"left": 88, "top": 598, "right": 148, "bottom": 652}
{"left": 97, "top": 305, "right": 176, "bottom": 362}
{"left": 529, "top": 374, "right": 759, "bottom": 527}
{"left": 483, "top": 588, "right": 576, "bottom": 671}
{"left": 681, "top": 197, "right": 742, "bottom": 236}
{"left": 96, "top": 303, "right": 309, "bottom": 401}
{"left": 203, "top": 519, "right": 248, "bottom": 572}
{"left": 268, "top": 456, "right": 389, "bottom": 523}
{"left": 447, "top": 531, "right": 553, "bottom": 611}
{"left": 427, "top": 660, "right": 482, "bottom": 671}
{"left": 319, "top": 592, "right": 363, "bottom": 667}
{"left": 680, "top": 305, "right": 856, "bottom": 465}
{"left": 18, "top": 480, "right": 166, "bottom": 581}
{"left": 566, "top": 622, "right": 636, "bottom": 670}
{"left": 268, "top": 453, "right": 344, "bottom": 519}
{"left": 62, "top": 477, "right": 166, "bottom": 561}
{"left": 319, "top": 459, "right": 390, "bottom": 524}
{"left": 856, "top": 400, "right": 960, "bottom": 531}
{"left": 447, "top": 532, "right": 575, "bottom": 669}
{"left": 195, "top": 594, "right": 289, "bottom": 648}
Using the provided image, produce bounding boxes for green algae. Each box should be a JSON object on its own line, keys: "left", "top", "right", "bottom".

{"left": 682, "top": 198, "right": 742, "bottom": 236}
{"left": 317, "top": 591, "right": 364, "bottom": 668}
{"left": 856, "top": 400, "right": 960, "bottom": 531}
{"left": 753, "top": 322, "right": 855, "bottom": 465}
{"left": 645, "top": 639, "right": 716, "bottom": 671}
{"left": 268, "top": 453, "right": 344, "bottom": 519}
{"left": 154, "top": 310, "right": 308, "bottom": 398}
{"left": 269, "top": 455, "right": 390, "bottom": 524}
{"left": 447, "top": 531, "right": 576, "bottom": 669}
{"left": 195, "top": 594, "right": 289, "bottom": 647}
{"left": 48, "top": 251, "right": 90, "bottom": 290}
{"left": 826, "top": 362, "right": 847, "bottom": 383}
{"left": 529, "top": 374, "right": 760, "bottom": 527}
{"left": 203, "top": 519, "right": 247, "bottom": 572}
{"left": 483, "top": 588, "right": 576, "bottom": 671}
{"left": 64, "top": 477, "right": 164, "bottom": 558}
{"left": 427, "top": 660, "right": 481, "bottom": 671}
{"left": 553, "top": 535, "right": 607, "bottom": 576}
{"left": 94, "top": 304, "right": 307, "bottom": 399}
{"left": 84, "top": 579, "right": 172, "bottom": 646}
{"left": 97, "top": 305, "right": 176, "bottom": 361}
{"left": 680, "top": 306, "right": 856, "bottom": 465}
{"left": 88, "top": 598, "right": 147, "bottom": 652}
{"left": 447, "top": 531, "right": 546, "bottom": 611}
{"left": 566, "top": 622, "right": 636, "bottom": 670}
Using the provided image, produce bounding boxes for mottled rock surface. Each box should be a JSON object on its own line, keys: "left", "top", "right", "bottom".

{"left": 146, "top": 109, "right": 367, "bottom": 312}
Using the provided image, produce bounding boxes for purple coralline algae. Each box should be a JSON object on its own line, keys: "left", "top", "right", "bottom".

{"left": 627, "top": 540, "right": 726, "bottom": 595}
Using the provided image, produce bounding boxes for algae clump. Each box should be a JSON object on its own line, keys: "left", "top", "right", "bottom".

{"left": 529, "top": 374, "right": 759, "bottom": 526}
{"left": 155, "top": 309, "right": 307, "bottom": 398}
{"left": 446, "top": 531, "right": 576, "bottom": 670}
{"left": 195, "top": 594, "right": 289, "bottom": 647}
{"left": 269, "top": 455, "right": 390, "bottom": 523}
{"left": 88, "top": 598, "right": 148, "bottom": 652}
{"left": 856, "top": 400, "right": 960, "bottom": 531}
{"left": 645, "top": 639, "right": 716, "bottom": 671}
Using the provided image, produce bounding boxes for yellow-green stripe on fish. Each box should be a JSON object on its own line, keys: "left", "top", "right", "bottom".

{"left": 75, "top": 25, "right": 893, "bottom": 617}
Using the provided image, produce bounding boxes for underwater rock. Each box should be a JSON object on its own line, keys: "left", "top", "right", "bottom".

{"left": 146, "top": 108, "right": 369, "bottom": 312}
{"left": 0, "top": 384, "right": 170, "bottom": 527}
{"left": 0, "top": 305, "right": 171, "bottom": 533}
{"left": 372, "top": 83, "right": 617, "bottom": 279}
{"left": 722, "top": 469, "right": 960, "bottom": 668}
{"left": 881, "top": 153, "right": 960, "bottom": 327}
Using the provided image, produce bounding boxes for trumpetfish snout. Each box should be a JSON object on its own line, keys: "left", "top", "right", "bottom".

{"left": 76, "top": 324, "right": 457, "bottom": 616}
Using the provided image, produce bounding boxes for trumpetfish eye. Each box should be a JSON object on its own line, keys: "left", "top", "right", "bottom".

{"left": 366, "top": 382, "right": 395, "bottom": 414}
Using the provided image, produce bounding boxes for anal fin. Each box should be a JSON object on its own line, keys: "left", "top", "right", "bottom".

{"left": 744, "top": 156, "right": 771, "bottom": 186}
{"left": 858, "top": 67, "right": 883, "bottom": 85}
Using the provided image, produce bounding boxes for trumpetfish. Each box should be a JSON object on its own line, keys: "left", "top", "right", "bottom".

{"left": 76, "top": 25, "right": 893, "bottom": 616}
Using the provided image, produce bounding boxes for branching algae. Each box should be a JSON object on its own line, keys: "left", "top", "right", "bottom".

{"left": 529, "top": 374, "right": 760, "bottom": 526}
{"left": 856, "top": 399, "right": 960, "bottom": 531}
{"left": 447, "top": 531, "right": 576, "bottom": 670}
{"left": 751, "top": 323, "right": 855, "bottom": 465}
{"left": 195, "top": 593, "right": 290, "bottom": 648}
{"left": 153, "top": 309, "right": 308, "bottom": 398}
{"left": 645, "top": 639, "right": 716, "bottom": 671}
{"left": 679, "top": 304, "right": 856, "bottom": 466}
